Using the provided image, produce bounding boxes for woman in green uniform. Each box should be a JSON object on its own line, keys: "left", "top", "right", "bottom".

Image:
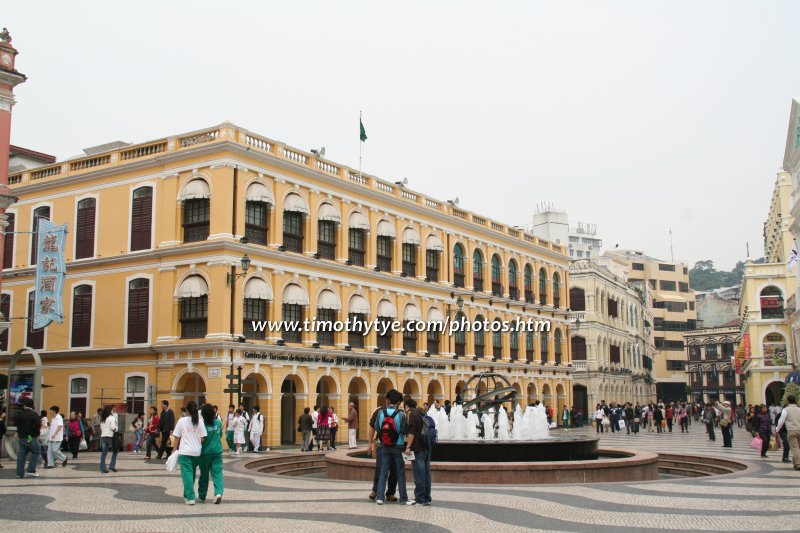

{"left": 198, "top": 403, "right": 224, "bottom": 504}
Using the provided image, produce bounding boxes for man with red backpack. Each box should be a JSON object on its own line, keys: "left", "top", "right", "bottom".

{"left": 372, "top": 389, "right": 408, "bottom": 505}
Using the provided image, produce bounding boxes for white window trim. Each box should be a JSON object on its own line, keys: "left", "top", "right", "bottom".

{"left": 72, "top": 193, "right": 100, "bottom": 261}
{"left": 123, "top": 371, "right": 149, "bottom": 414}
{"left": 124, "top": 273, "right": 153, "bottom": 347}
{"left": 68, "top": 373, "right": 91, "bottom": 416}
{"left": 67, "top": 280, "right": 97, "bottom": 350}
{"left": 24, "top": 287, "right": 47, "bottom": 351}
{"left": 127, "top": 182, "right": 157, "bottom": 253}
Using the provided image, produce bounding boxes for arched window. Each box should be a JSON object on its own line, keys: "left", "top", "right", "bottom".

{"left": 26, "top": 291, "right": 44, "bottom": 349}
{"left": 760, "top": 286, "right": 784, "bottom": 319}
{"left": 376, "top": 220, "right": 395, "bottom": 272}
{"left": 177, "top": 276, "right": 209, "bottom": 339}
{"left": 131, "top": 187, "right": 153, "bottom": 251}
{"left": 508, "top": 260, "right": 519, "bottom": 300}
{"left": 281, "top": 283, "right": 308, "bottom": 343}
{"left": 243, "top": 277, "right": 272, "bottom": 340}
{"left": 554, "top": 329, "right": 563, "bottom": 364}
{"left": 69, "top": 377, "right": 88, "bottom": 417}
{"left": 492, "top": 319, "right": 503, "bottom": 359}
{"left": 348, "top": 294, "right": 370, "bottom": 349}
{"left": 425, "top": 234, "right": 443, "bottom": 282}
{"left": 426, "top": 307, "right": 444, "bottom": 355}
{"left": 245, "top": 182, "right": 273, "bottom": 245}
{"left": 402, "top": 228, "right": 420, "bottom": 277}
{"left": 127, "top": 278, "right": 150, "bottom": 344}
{"left": 474, "top": 315, "right": 485, "bottom": 357}
{"left": 181, "top": 180, "right": 211, "bottom": 243}
{"left": 509, "top": 324, "right": 519, "bottom": 361}
{"left": 402, "top": 304, "right": 422, "bottom": 353}
{"left": 71, "top": 285, "right": 93, "bottom": 347}
{"left": 491, "top": 255, "right": 503, "bottom": 297}
{"left": 30, "top": 206, "right": 50, "bottom": 264}
{"left": 569, "top": 287, "right": 586, "bottom": 311}
{"left": 376, "top": 299, "right": 397, "bottom": 352}
{"left": 538, "top": 268, "right": 548, "bottom": 306}
{"left": 283, "top": 192, "right": 309, "bottom": 254}
{"left": 524, "top": 264, "right": 533, "bottom": 303}
{"left": 553, "top": 272, "right": 561, "bottom": 308}
{"left": 571, "top": 336, "right": 587, "bottom": 361}
{"left": 75, "top": 198, "right": 96, "bottom": 259}
{"left": 316, "top": 289, "right": 340, "bottom": 346}
{"left": 126, "top": 375, "right": 146, "bottom": 414}
{"left": 473, "top": 249, "right": 484, "bottom": 291}
{"left": 317, "top": 202, "right": 340, "bottom": 260}
{"left": 454, "top": 311, "right": 467, "bottom": 356}
{"left": 453, "top": 244, "right": 465, "bottom": 288}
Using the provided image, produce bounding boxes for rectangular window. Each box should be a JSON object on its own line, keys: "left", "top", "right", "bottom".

{"left": 688, "top": 345, "right": 701, "bottom": 361}
{"left": 317, "top": 308, "right": 335, "bottom": 346}
{"left": 183, "top": 199, "right": 210, "bottom": 242}
{"left": 689, "top": 301, "right": 695, "bottom": 311}
{"left": 180, "top": 296, "right": 208, "bottom": 339}
{"left": 245, "top": 201, "right": 268, "bottom": 246}
{"left": 648, "top": 279, "right": 656, "bottom": 289}
{"left": 377, "top": 317, "right": 392, "bottom": 351}
{"left": 283, "top": 212, "right": 304, "bottom": 253}
{"left": 26, "top": 292, "right": 44, "bottom": 349}
{"left": 3, "top": 213, "right": 14, "bottom": 269}
{"left": 243, "top": 298, "right": 267, "bottom": 340}
{"left": 0, "top": 293, "right": 10, "bottom": 351}
{"left": 705, "top": 343, "right": 718, "bottom": 359}
{"left": 425, "top": 250, "right": 439, "bottom": 281}
{"left": 659, "top": 280, "right": 676, "bottom": 291}
{"left": 666, "top": 360, "right": 685, "bottom": 371}
{"left": 610, "top": 345, "right": 621, "bottom": 364}
{"left": 281, "top": 303, "right": 302, "bottom": 343}
{"left": 403, "top": 321, "right": 417, "bottom": 353}
{"left": 510, "top": 332, "right": 519, "bottom": 361}
{"left": 377, "top": 236, "right": 392, "bottom": 272}
{"left": 402, "top": 244, "right": 417, "bottom": 277}
{"left": 474, "top": 329, "right": 485, "bottom": 357}
{"left": 427, "top": 330, "right": 440, "bottom": 355}
{"left": 721, "top": 342, "right": 734, "bottom": 358}
{"left": 655, "top": 338, "right": 684, "bottom": 351}
{"left": 659, "top": 264, "right": 675, "bottom": 272}
{"left": 678, "top": 281, "right": 689, "bottom": 292}
{"left": 127, "top": 279, "right": 150, "bottom": 344}
{"left": 348, "top": 229, "right": 365, "bottom": 266}
{"left": 317, "top": 220, "right": 336, "bottom": 260}
{"left": 71, "top": 286, "right": 93, "bottom": 348}
{"left": 131, "top": 187, "right": 153, "bottom": 251}
{"left": 526, "top": 331, "right": 534, "bottom": 362}
{"left": 75, "top": 198, "right": 96, "bottom": 259}
{"left": 540, "top": 332, "right": 549, "bottom": 358}
{"left": 632, "top": 262, "right": 644, "bottom": 271}
{"left": 348, "top": 313, "right": 365, "bottom": 348}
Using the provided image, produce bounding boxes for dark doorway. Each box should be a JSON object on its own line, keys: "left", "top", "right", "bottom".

{"left": 280, "top": 378, "right": 297, "bottom": 445}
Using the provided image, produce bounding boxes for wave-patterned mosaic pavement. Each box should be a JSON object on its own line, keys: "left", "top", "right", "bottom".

{"left": 1, "top": 423, "right": 797, "bottom": 532}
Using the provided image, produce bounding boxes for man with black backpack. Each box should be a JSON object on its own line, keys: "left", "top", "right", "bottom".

{"left": 372, "top": 389, "right": 408, "bottom": 505}
{"left": 404, "top": 398, "right": 432, "bottom": 506}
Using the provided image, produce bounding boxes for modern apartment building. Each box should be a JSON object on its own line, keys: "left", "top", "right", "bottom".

{"left": 0, "top": 122, "right": 572, "bottom": 447}
{"left": 604, "top": 249, "right": 697, "bottom": 402}
{"left": 531, "top": 206, "right": 603, "bottom": 260}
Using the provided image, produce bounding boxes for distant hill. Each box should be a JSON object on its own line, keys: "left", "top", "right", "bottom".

{"left": 689, "top": 259, "right": 765, "bottom": 291}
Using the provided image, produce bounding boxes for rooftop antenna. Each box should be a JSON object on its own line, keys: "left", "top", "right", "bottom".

{"left": 669, "top": 228, "right": 674, "bottom": 263}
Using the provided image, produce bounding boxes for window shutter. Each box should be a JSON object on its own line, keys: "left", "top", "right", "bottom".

{"left": 26, "top": 292, "right": 44, "bottom": 349}
{"left": 75, "top": 202, "right": 96, "bottom": 259}
{"left": 71, "top": 287, "right": 93, "bottom": 347}
{"left": 127, "top": 280, "right": 149, "bottom": 344}
{"left": 131, "top": 188, "right": 152, "bottom": 251}
{"left": 0, "top": 294, "right": 10, "bottom": 351}
{"left": 3, "top": 213, "right": 14, "bottom": 269}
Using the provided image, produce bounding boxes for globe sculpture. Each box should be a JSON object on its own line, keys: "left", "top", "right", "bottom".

{"left": 459, "top": 372, "right": 517, "bottom": 438}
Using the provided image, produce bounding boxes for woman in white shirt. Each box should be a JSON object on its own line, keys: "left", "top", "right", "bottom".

{"left": 232, "top": 410, "right": 246, "bottom": 454}
{"left": 99, "top": 405, "right": 119, "bottom": 473}
{"left": 594, "top": 405, "right": 605, "bottom": 434}
{"left": 172, "top": 401, "right": 206, "bottom": 505}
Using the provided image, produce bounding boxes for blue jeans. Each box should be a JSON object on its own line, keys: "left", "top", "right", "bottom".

{"left": 100, "top": 436, "right": 118, "bottom": 472}
{"left": 411, "top": 448, "right": 431, "bottom": 504}
{"left": 16, "top": 438, "right": 41, "bottom": 477}
{"left": 375, "top": 445, "right": 407, "bottom": 503}
{"left": 371, "top": 444, "right": 397, "bottom": 496}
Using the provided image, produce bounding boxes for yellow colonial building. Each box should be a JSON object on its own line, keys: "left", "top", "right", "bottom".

{"left": 0, "top": 122, "right": 572, "bottom": 447}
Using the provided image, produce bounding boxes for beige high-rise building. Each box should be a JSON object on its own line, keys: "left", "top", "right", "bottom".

{"left": 604, "top": 250, "right": 697, "bottom": 402}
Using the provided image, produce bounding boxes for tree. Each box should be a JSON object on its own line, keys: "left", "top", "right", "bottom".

{"left": 781, "top": 383, "right": 800, "bottom": 407}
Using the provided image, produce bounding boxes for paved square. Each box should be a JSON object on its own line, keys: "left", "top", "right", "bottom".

{"left": 1, "top": 424, "right": 798, "bottom": 532}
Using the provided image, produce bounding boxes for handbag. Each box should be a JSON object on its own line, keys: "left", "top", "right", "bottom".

{"left": 750, "top": 436, "right": 762, "bottom": 450}
{"left": 719, "top": 418, "right": 730, "bottom": 428}
{"left": 79, "top": 438, "right": 88, "bottom": 451}
{"left": 618, "top": 420, "right": 626, "bottom": 429}
{"left": 633, "top": 418, "right": 640, "bottom": 424}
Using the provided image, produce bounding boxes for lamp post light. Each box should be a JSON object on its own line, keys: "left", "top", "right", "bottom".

{"left": 227, "top": 254, "right": 251, "bottom": 285}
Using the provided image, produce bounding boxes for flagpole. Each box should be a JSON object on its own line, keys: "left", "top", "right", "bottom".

{"left": 359, "top": 110, "right": 363, "bottom": 181}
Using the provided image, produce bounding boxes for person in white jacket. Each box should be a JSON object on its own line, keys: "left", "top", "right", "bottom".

{"left": 232, "top": 410, "right": 246, "bottom": 454}
{"left": 249, "top": 406, "right": 264, "bottom": 453}
{"left": 46, "top": 406, "right": 67, "bottom": 468}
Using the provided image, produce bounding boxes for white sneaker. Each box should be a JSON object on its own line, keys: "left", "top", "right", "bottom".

{"left": 25, "top": 472, "right": 40, "bottom": 477}
{"left": 185, "top": 500, "right": 195, "bottom": 505}
{"left": 406, "top": 500, "right": 417, "bottom": 506}
{"left": 376, "top": 500, "right": 384, "bottom": 505}
{"left": 213, "top": 494, "right": 222, "bottom": 504}
{"left": 235, "top": 451, "right": 240, "bottom": 455}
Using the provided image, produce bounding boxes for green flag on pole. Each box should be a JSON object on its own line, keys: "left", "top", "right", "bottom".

{"left": 360, "top": 118, "right": 367, "bottom": 142}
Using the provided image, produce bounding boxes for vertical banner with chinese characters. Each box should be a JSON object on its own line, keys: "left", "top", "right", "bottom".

{"left": 33, "top": 219, "right": 67, "bottom": 329}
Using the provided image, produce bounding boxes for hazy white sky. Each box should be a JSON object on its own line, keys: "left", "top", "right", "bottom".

{"left": 6, "top": 1, "right": 800, "bottom": 270}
